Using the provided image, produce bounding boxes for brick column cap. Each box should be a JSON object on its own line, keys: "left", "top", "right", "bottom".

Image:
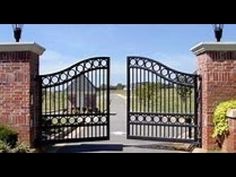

{"left": 190, "top": 42, "right": 236, "bottom": 56}
{"left": 0, "top": 42, "right": 45, "bottom": 55}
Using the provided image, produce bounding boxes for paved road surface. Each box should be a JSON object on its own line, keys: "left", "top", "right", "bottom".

{"left": 51, "top": 93, "right": 189, "bottom": 153}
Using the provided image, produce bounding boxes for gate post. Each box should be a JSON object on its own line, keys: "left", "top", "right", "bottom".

{"left": 0, "top": 42, "right": 45, "bottom": 147}
{"left": 191, "top": 42, "right": 236, "bottom": 151}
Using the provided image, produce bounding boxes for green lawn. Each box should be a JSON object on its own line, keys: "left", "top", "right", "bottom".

{"left": 130, "top": 87, "right": 196, "bottom": 114}
{"left": 42, "top": 89, "right": 108, "bottom": 114}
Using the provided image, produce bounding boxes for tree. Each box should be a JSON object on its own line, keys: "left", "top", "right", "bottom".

{"left": 176, "top": 76, "right": 192, "bottom": 102}
{"left": 135, "top": 83, "right": 159, "bottom": 101}
{"left": 116, "top": 83, "right": 124, "bottom": 90}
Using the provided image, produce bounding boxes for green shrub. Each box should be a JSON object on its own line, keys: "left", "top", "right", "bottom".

{"left": 0, "top": 140, "right": 33, "bottom": 153}
{"left": 0, "top": 140, "right": 11, "bottom": 153}
{"left": 212, "top": 100, "right": 236, "bottom": 139}
{"left": 10, "top": 142, "right": 32, "bottom": 153}
{"left": 0, "top": 125, "right": 18, "bottom": 147}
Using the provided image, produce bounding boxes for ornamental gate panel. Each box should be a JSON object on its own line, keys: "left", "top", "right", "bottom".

{"left": 127, "top": 56, "right": 201, "bottom": 145}
{"left": 38, "top": 57, "right": 110, "bottom": 144}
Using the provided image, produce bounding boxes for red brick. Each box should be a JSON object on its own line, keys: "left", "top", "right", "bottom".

{"left": 0, "top": 51, "right": 41, "bottom": 147}
{"left": 197, "top": 51, "right": 236, "bottom": 152}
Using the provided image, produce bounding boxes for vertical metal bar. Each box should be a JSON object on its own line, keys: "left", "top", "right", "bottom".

{"left": 99, "top": 66, "right": 101, "bottom": 114}
{"left": 44, "top": 81, "right": 47, "bottom": 115}
{"left": 132, "top": 67, "right": 134, "bottom": 112}
{"left": 160, "top": 78, "right": 162, "bottom": 113}
{"left": 70, "top": 78, "right": 73, "bottom": 139}
{"left": 95, "top": 69, "right": 97, "bottom": 137}
{"left": 136, "top": 68, "right": 138, "bottom": 112}
{"left": 167, "top": 73, "right": 170, "bottom": 138}
{"left": 132, "top": 67, "right": 134, "bottom": 115}
{"left": 127, "top": 57, "right": 130, "bottom": 138}
{"left": 71, "top": 77, "right": 73, "bottom": 116}
{"left": 147, "top": 71, "right": 150, "bottom": 136}
{"left": 176, "top": 80, "right": 179, "bottom": 114}
{"left": 83, "top": 72, "right": 86, "bottom": 138}
{"left": 79, "top": 73, "right": 81, "bottom": 114}
{"left": 168, "top": 73, "right": 170, "bottom": 114}
{"left": 164, "top": 80, "right": 166, "bottom": 113}
{"left": 91, "top": 69, "right": 93, "bottom": 138}
{"left": 140, "top": 68, "right": 142, "bottom": 112}
{"left": 49, "top": 84, "right": 52, "bottom": 141}
{"left": 180, "top": 123, "right": 183, "bottom": 139}
{"left": 135, "top": 64, "right": 138, "bottom": 136}
{"left": 194, "top": 76, "right": 198, "bottom": 141}
{"left": 102, "top": 67, "right": 104, "bottom": 137}
{"left": 180, "top": 83, "right": 183, "bottom": 115}
{"left": 159, "top": 113, "right": 161, "bottom": 137}
{"left": 151, "top": 72, "right": 154, "bottom": 137}
{"left": 156, "top": 75, "right": 157, "bottom": 113}
{"left": 99, "top": 66, "right": 101, "bottom": 138}
{"left": 87, "top": 71, "right": 90, "bottom": 138}
{"left": 136, "top": 67, "right": 138, "bottom": 136}
{"left": 67, "top": 81, "right": 69, "bottom": 115}
{"left": 144, "top": 69, "right": 146, "bottom": 113}
{"left": 190, "top": 84, "right": 192, "bottom": 115}
{"left": 152, "top": 122, "right": 154, "bottom": 137}
{"left": 66, "top": 81, "right": 69, "bottom": 140}
{"left": 143, "top": 69, "right": 146, "bottom": 136}
{"left": 152, "top": 72, "right": 154, "bottom": 113}
{"left": 148, "top": 70, "right": 150, "bottom": 113}
{"left": 61, "top": 83, "right": 64, "bottom": 141}
{"left": 58, "top": 85, "right": 60, "bottom": 115}
{"left": 75, "top": 73, "right": 77, "bottom": 113}
{"left": 185, "top": 90, "right": 188, "bottom": 120}
{"left": 171, "top": 83, "right": 175, "bottom": 139}
{"left": 156, "top": 125, "right": 158, "bottom": 137}
{"left": 188, "top": 82, "right": 192, "bottom": 140}
{"left": 62, "top": 83, "right": 65, "bottom": 115}
{"left": 107, "top": 58, "right": 110, "bottom": 139}
{"left": 75, "top": 74, "right": 78, "bottom": 139}
{"left": 103, "top": 67, "right": 105, "bottom": 114}
{"left": 49, "top": 83, "right": 51, "bottom": 116}
{"left": 172, "top": 83, "right": 175, "bottom": 113}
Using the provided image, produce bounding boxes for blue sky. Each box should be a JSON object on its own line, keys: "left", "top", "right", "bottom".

{"left": 1, "top": 24, "right": 236, "bottom": 85}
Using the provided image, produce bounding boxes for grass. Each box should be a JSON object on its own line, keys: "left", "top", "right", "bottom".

{"left": 42, "top": 89, "right": 108, "bottom": 113}
{"left": 130, "top": 88, "right": 196, "bottom": 114}
{"left": 41, "top": 87, "right": 196, "bottom": 114}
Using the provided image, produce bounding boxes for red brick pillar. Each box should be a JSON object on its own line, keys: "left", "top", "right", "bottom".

{"left": 0, "top": 43, "right": 45, "bottom": 147}
{"left": 191, "top": 42, "right": 236, "bottom": 151}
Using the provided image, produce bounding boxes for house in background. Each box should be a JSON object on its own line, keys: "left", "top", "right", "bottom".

{"left": 67, "top": 74, "right": 97, "bottom": 113}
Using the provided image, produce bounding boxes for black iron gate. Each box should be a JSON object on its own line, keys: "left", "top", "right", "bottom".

{"left": 38, "top": 57, "right": 110, "bottom": 144}
{"left": 127, "top": 56, "right": 201, "bottom": 145}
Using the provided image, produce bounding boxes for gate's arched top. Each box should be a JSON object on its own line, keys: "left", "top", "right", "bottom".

{"left": 40, "top": 56, "right": 110, "bottom": 87}
{"left": 127, "top": 56, "right": 198, "bottom": 86}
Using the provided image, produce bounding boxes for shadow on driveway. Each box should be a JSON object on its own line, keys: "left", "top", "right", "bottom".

{"left": 56, "top": 144, "right": 123, "bottom": 153}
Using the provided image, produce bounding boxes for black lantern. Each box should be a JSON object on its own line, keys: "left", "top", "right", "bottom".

{"left": 12, "top": 24, "right": 23, "bottom": 42}
{"left": 213, "top": 24, "right": 223, "bottom": 42}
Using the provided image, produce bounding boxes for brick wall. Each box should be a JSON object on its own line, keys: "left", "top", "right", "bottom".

{"left": 197, "top": 51, "right": 236, "bottom": 150}
{"left": 0, "top": 51, "right": 40, "bottom": 146}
